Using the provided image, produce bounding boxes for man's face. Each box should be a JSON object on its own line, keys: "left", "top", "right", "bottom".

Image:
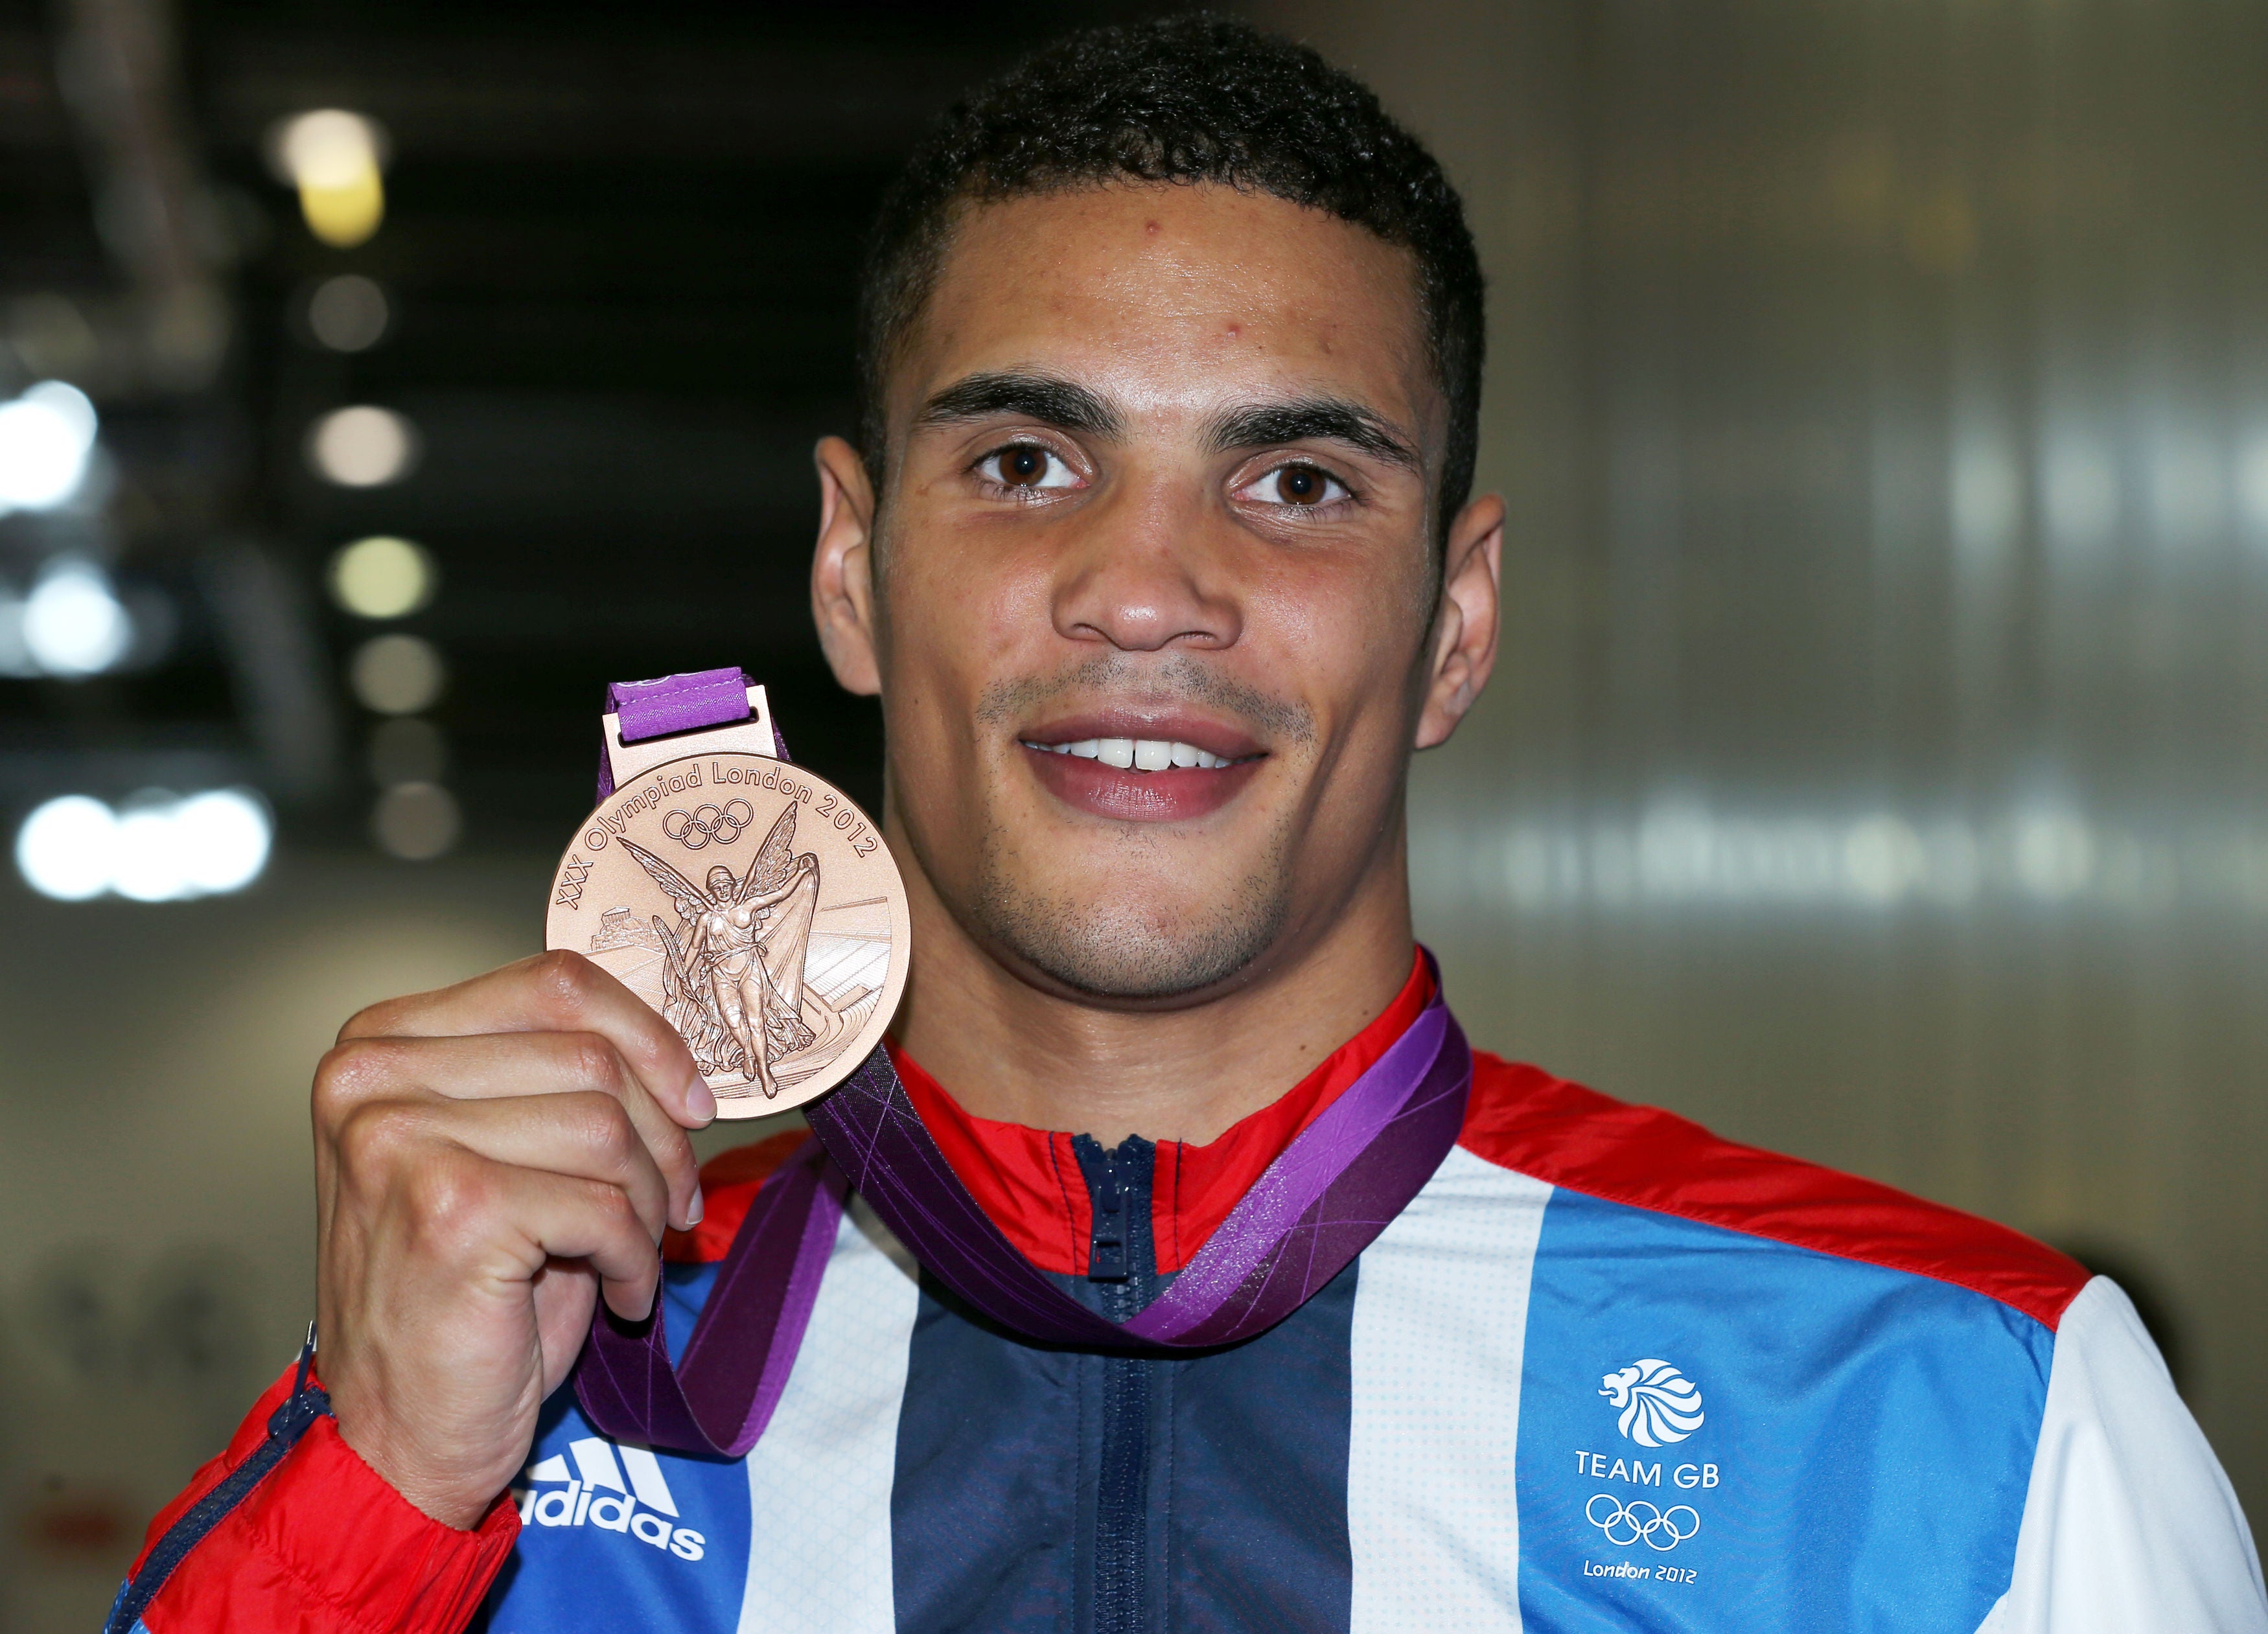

{"left": 839, "top": 183, "right": 1464, "bottom": 1003}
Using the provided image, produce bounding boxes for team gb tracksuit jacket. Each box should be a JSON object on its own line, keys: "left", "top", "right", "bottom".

{"left": 112, "top": 956, "right": 2267, "bottom": 1634}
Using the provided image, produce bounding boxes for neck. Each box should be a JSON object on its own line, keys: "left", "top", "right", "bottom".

{"left": 888, "top": 811, "right": 1418, "bottom": 1147}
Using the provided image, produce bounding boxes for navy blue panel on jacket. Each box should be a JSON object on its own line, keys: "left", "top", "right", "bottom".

{"left": 889, "top": 1137, "right": 1356, "bottom": 1634}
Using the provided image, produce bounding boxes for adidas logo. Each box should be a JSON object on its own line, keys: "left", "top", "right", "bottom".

{"left": 512, "top": 1434, "right": 706, "bottom": 1561}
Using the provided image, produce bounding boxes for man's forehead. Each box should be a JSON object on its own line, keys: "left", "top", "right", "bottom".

{"left": 896, "top": 183, "right": 1439, "bottom": 435}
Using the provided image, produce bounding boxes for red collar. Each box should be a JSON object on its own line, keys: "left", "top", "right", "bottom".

{"left": 887, "top": 950, "right": 1434, "bottom": 1275}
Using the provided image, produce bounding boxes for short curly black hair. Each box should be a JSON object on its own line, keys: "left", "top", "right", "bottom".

{"left": 856, "top": 14, "right": 1487, "bottom": 541}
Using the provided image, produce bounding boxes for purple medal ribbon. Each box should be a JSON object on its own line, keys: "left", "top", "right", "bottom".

{"left": 572, "top": 669, "right": 1472, "bottom": 1455}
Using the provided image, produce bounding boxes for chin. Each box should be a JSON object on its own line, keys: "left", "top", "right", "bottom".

{"left": 969, "top": 868, "right": 1290, "bottom": 1003}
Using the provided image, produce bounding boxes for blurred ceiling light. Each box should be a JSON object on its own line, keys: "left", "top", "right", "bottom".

{"left": 367, "top": 716, "right": 446, "bottom": 786}
{"left": 350, "top": 632, "right": 445, "bottom": 714}
{"left": 14, "top": 789, "right": 270, "bottom": 903}
{"left": 111, "top": 797, "right": 190, "bottom": 902}
{"left": 269, "top": 109, "right": 389, "bottom": 248}
{"left": 307, "top": 273, "right": 390, "bottom": 352}
{"left": 0, "top": 380, "right": 98, "bottom": 514}
{"left": 16, "top": 794, "right": 115, "bottom": 900}
{"left": 307, "top": 405, "right": 419, "bottom": 487}
{"left": 23, "top": 558, "right": 133, "bottom": 676}
{"left": 329, "top": 535, "right": 435, "bottom": 619}
{"left": 372, "top": 781, "right": 459, "bottom": 860}
{"left": 169, "top": 790, "right": 275, "bottom": 893}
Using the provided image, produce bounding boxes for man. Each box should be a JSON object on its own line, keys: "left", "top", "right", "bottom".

{"left": 111, "top": 17, "right": 2264, "bottom": 1634}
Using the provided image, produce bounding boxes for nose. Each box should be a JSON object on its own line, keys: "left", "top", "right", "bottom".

{"left": 1049, "top": 483, "right": 1244, "bottom": 654}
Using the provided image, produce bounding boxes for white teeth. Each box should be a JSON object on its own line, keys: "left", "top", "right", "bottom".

{"left": 1032, "top": 737, "right": 1234, "bottom": 772}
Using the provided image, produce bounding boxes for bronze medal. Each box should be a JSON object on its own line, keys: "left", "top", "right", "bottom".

{"left": 547, "top": 693, "right": 907, "bottom": 1115}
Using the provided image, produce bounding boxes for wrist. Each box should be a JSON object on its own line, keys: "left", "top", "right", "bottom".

{"left": 331, "top": 1383, "right": 510, "bottom": 1532}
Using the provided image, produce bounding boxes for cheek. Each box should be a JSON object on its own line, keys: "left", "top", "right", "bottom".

{"left": 1251, "top": 552, "right": 1431, "bottom": 708}
{"left": 889, "top": 528, "right": 1057, "bottom": 648}
{"left": 875, "top": 546, "right": 1056, "bottom": 741}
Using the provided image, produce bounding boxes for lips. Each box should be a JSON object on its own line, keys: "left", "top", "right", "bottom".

{"left": 1016, "top": 715, "right": 1263, "bottom": 823}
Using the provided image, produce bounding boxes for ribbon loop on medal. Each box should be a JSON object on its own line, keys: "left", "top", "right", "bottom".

{"left": 570, "top": 668, "right": 1473, "bottom": 1457}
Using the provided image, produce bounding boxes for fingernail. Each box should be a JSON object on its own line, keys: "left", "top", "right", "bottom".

{"left": 687, "top": 1185, "right": 706, "bottom": 1227}
{"left": 686, "top": 1075, "right": 717, "bottom": 1125}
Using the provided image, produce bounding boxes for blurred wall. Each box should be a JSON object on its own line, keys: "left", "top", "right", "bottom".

{"left": 1258, "top": 0, "right": 2267, "bottom": 1545}
{"left": 0, "top": 857, "right": 545, "bottom": 1626}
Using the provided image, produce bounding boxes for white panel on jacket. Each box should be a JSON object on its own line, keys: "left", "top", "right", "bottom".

{"left": 1976, "top": 1276, "right": 2268, "bottom": 1634}
{"left": 735, "top": 1195, "right": 919, "bottom": 1634}
{"left": 1348, "top": 1143, "right": 1553, "bottom": 1633}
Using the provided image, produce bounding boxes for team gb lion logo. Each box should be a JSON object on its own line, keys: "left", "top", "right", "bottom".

{"left": 1599, "top": 1359, "right": 1705, "bottom": 1447}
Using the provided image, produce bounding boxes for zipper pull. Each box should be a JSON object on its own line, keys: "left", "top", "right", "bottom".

{"left": 1074, "top": 1135, "right": 1133, "bottom": 1283}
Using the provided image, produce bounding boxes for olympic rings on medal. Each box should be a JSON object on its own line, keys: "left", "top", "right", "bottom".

{"left": 661, "top": 799, "right": 754, "bottom": 849}
{"left": 1585, "top": 1493, "right": 1700, "bottom": 1551}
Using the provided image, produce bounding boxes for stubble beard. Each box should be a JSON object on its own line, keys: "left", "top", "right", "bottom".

{"left": 967, "top": 811, "right": 1295, "bottom": 1001}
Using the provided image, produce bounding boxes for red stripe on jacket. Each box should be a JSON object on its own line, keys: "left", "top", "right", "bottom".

{"left": 1455, "top": 1054, "right": 2090, "bottom": 1329}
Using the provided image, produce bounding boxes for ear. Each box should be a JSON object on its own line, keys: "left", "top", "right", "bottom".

{"left": 811, "top": 435, "right": 883, "bottom": 696}
{"left": 1413, "top": 490, "right": 1504, "bottom": 750}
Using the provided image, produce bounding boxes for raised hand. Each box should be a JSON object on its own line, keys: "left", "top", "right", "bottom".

{"left": 312, "top": 951, "right": 713, "bottom": 1529}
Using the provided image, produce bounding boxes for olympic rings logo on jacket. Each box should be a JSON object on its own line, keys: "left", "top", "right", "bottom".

{"left": 1586, "top": 1493, "right": 1701, "bottom": 1551}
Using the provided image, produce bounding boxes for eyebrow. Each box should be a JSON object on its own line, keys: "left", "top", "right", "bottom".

{"left": 1205, "top": 398, "right": 1422, "bottom": 472}
{"left": 915, "top": 371, "right": 1124, "bottom": 438}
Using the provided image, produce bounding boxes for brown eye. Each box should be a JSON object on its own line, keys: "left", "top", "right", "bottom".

{"left": 1246, "top": 461, "right": 1348, "bottom": 508}
{"left": 977, "top": 443, "right": 1077, "bottom": 492}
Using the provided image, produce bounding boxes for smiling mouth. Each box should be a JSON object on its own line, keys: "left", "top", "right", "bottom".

{"left": 1018, "top": 737, "right": 1245, "bottom": 772}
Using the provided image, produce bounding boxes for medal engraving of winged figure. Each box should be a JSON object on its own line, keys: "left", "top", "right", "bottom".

{"left": 617, "top": 803, "right": 840, "bottom": 1099}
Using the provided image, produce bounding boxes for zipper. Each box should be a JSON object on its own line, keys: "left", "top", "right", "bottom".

{"left": 107, "top": 1331, "right": 330, "bottom": 1634}
{"left": 1073, "top": 1134, "right": 1157, "bottom": 1634}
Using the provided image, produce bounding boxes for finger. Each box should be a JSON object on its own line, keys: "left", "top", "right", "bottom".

{"left": 316, "top": 1031, "right": 702, "bottom": 1230}
{"left": 417, "top": 1092, "right": 673, "bottom": 1241}
{"left": 338, "top": 951, "right": 715, "bottom": 1128}
{"left": 475, "top": 1161, "right": 665, "bottom": 1324}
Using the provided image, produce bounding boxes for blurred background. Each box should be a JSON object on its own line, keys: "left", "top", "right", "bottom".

{"left": 0, "top": 0, "right": 2261, "bottom": 1622}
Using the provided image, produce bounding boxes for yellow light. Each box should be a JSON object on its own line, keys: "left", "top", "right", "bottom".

{"left": 269, "top": 110, "right": 389, "bottom": 248}
{"left": 329, "top": 536, "right": 435, "bottom": 619}
{"left": 301, "top": 168, "right": 384, "bottom": 248}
